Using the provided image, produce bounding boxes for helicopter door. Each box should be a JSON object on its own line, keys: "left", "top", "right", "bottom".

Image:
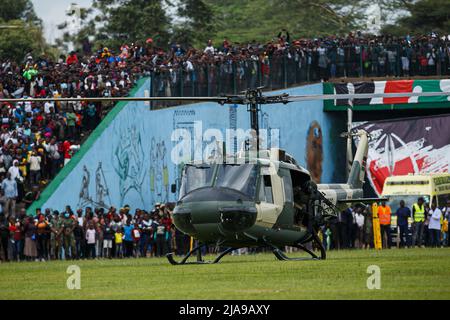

{"left": 256, "top": 166, "right": 283, "bottom": 226}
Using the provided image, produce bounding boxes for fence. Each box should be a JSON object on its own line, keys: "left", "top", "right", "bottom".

{"left": 150, "top": 44, "right": 450, "bottom": 108}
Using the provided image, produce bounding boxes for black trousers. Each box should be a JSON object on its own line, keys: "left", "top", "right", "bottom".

{"left": 380, "top": 225, "right": 391, "bottom": 248}
{"left": 123, "top": 240, "right": 134, "bottom": 257}
{"left": 0, "top": 236, "right": 8, "bottom": 261}
{"left": 37, "top": 234, "right": 49, "bottom": 260}
{"left": 156, "top": 235, "right": 166, "bottom": 257}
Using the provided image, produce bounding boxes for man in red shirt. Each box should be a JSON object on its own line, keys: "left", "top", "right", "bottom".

{"left": 66, "top": 51, "right": 79, "bottom": 65}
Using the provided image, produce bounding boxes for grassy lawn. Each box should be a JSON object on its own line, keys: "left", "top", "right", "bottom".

{"left": 0, "top": 248, "right": 449, "bottom": 300}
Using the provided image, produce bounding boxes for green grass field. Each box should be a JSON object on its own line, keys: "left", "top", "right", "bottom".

{"left": 1, "top": 248, "right": 449, "bottom": 300}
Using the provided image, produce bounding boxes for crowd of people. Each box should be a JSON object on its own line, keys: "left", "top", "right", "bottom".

{"left": 0, "top": 31, "right": 450, "bottom": 242}
{"left": 0, "top": 197, "right": 448, "bottom": 262}
{"left": 0, "top": 45, "right": 150, "bottom": 216}
{"left": 0, "top": 203, "right": 194, "bottom": 262}
{"left": 321, "top": 198, "right": 450, "bottom": 251}
{"left": 150, "top": 31, "right": 450, "bottom": 103}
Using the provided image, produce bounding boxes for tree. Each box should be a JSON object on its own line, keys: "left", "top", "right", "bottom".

{"left": 0, "top": 20, "right": 47, "bottom": 61}
{"left": 0, "top": 0, "right": 41, "bottom": 24}
{"left": 0, "top": 0, "right": 47, "bottom": 62}
{"left": 381, "top": 0, "right": 450, "bottom": 35}
{"left": 91, "top": 0, "right": 171, "bottom": 49}
{"left": 204, "top": 0, "right": 377, "bottom": 43}
{"left": 174, "top": 0, "right": 215, "bottom": 47}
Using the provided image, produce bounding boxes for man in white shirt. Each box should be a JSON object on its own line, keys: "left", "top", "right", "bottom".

{"left": 428, "top": 203, "right": 442, "bottom": 247}
{"left": 204, "top": 40, "right": 214, "bottom": 55}
{"left": 28, "top": 150, "right": 41, "bottom": 186}
{"left": 44, "top": 101, "right": 55, "bottom": 114}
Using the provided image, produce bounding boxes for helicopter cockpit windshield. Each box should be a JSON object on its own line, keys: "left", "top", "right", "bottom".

{"left": 179, "top": 164, "right": 258, "bottom": 200}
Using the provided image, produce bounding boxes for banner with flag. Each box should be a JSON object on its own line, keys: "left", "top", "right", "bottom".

{"left": 353, "top": 114, "right": 450, "bottom": 196}
{"left": 326, "top": 79, "right": 450, "bottom": 108}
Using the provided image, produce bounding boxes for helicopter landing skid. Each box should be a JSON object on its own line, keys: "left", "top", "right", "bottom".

{"left": 166, "top": 246, "right": 236, "bottom": 265}
{"left": 265, "top": 232, "right": 326, "bottom": 261}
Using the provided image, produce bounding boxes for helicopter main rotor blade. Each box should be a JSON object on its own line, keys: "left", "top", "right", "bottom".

{"left": 0, "top": 91, "right": 448, "bottom": 104}
{"left": 287, "top": 91, "right": 450, "bottom": 102}
{"left": 0, "top": 96, "right": 230, "bottom": 104}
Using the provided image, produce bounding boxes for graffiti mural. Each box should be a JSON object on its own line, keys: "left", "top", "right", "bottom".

{"left": 112, "top": 124, "right": 146, "bottom": 207}
{"left": 150, "top": 138, "right": 170, "bottom": 204}
{"left": 35, "top": 79, "right": 345, "bottom": 213}
{"left": 306, "top": 121, "right": 323, "bottom": 183}
{"left": 77, "top": 163, "right": 111, "bottom": 209}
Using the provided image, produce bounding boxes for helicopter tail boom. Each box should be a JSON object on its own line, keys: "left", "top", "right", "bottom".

{"left": 346, "top": 130, "right": 369, "bottom": 189}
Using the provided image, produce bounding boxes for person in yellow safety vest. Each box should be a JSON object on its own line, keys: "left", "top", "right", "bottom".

{"left": 412, "top": 197, "right": 426, "bottom": 247}
{"left": 378, "top": 201, "right": 392, "bottom": 249}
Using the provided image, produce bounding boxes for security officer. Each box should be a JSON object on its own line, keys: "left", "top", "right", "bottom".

{"left": 378, "top": 201, "right": 392, "bottom": 249}
{"left": 49, "top": 211, "right": 62, "bottom": 260}
{"left": 58, "top": 211, "right": 76, "bottom": 259}
{"left": 412, "top": 197, "right": 426, "bottom": 247}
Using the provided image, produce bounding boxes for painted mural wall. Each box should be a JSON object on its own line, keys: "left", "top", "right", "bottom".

{"left": 33, "top": 79, "right": 346, "bottom": 212}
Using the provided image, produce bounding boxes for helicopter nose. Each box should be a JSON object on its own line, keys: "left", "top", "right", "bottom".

{"left": 219, "top": 206, "right": 257, "bottom": 232}
{"left": 173, "top": 187, "right": 257, "bottom": 240}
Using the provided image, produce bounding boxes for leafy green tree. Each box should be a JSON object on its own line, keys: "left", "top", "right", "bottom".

{"left": 381, "top": 0, "right": 450, "bottom": 35}
{"left": 0, "top": 20, "right": 47, "bottom": 61}
{"left": 174, "top": 0, "right": 215, "bottom": 47}
{"left": 204, "top": 0, "right": 375, "bottom": 43}
{"left": 0, "top": 0, "right": 41, "bottom": 24}
{"left": 91, "top": 0, "right": 171, "bottom": 49}
{"left": 0, "top": 0, "right": 47, "bottom": 62}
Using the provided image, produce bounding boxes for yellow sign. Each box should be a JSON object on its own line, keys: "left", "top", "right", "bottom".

{"left": 372, "top": 203, "right": 382, "bottom": 250}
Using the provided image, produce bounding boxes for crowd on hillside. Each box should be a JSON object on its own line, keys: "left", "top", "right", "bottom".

{"left": 0, "top": 31, "right": 450, "bottom": 219}
{"left": 0, "top": 46, "right": 148, "bottom": 216}
{"left": 321, "top": 198, "right": 450, "bottom": 251}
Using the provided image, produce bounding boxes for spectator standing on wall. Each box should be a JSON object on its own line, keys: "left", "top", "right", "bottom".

{"left": 28, "top": 149, "right": 41, "bottom": 187}
{"left": 1, "top": 172, "right": 18, "bottom": 219}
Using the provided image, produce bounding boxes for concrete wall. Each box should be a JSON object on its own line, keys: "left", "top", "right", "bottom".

{"left": 30, "top": 79, "right": 346, "bottom": 213}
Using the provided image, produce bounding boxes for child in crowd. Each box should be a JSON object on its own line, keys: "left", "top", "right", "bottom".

{"left": 114, "top": 227, "right": 123, "bottom": 258}
{"left": 85, "top": 223, "right": 96, "bottom": 259}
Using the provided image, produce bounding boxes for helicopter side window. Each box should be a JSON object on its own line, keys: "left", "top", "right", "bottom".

{"left": 282, "top": 175, "right": 294, "bottom": 203}
{"left": 261, "top": 175, "right": 274, "bottom": 204}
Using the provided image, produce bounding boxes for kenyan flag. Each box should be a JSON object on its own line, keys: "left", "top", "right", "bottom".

{"left": 333, "top": 79, "right": 450, "bottom": 106}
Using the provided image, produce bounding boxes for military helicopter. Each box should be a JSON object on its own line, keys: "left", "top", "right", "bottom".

{"left": 3, "top": 87, "right": 447, "bottom": 264}
{"left": 166, "top": 88, "right": 384, "bottom": 265}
